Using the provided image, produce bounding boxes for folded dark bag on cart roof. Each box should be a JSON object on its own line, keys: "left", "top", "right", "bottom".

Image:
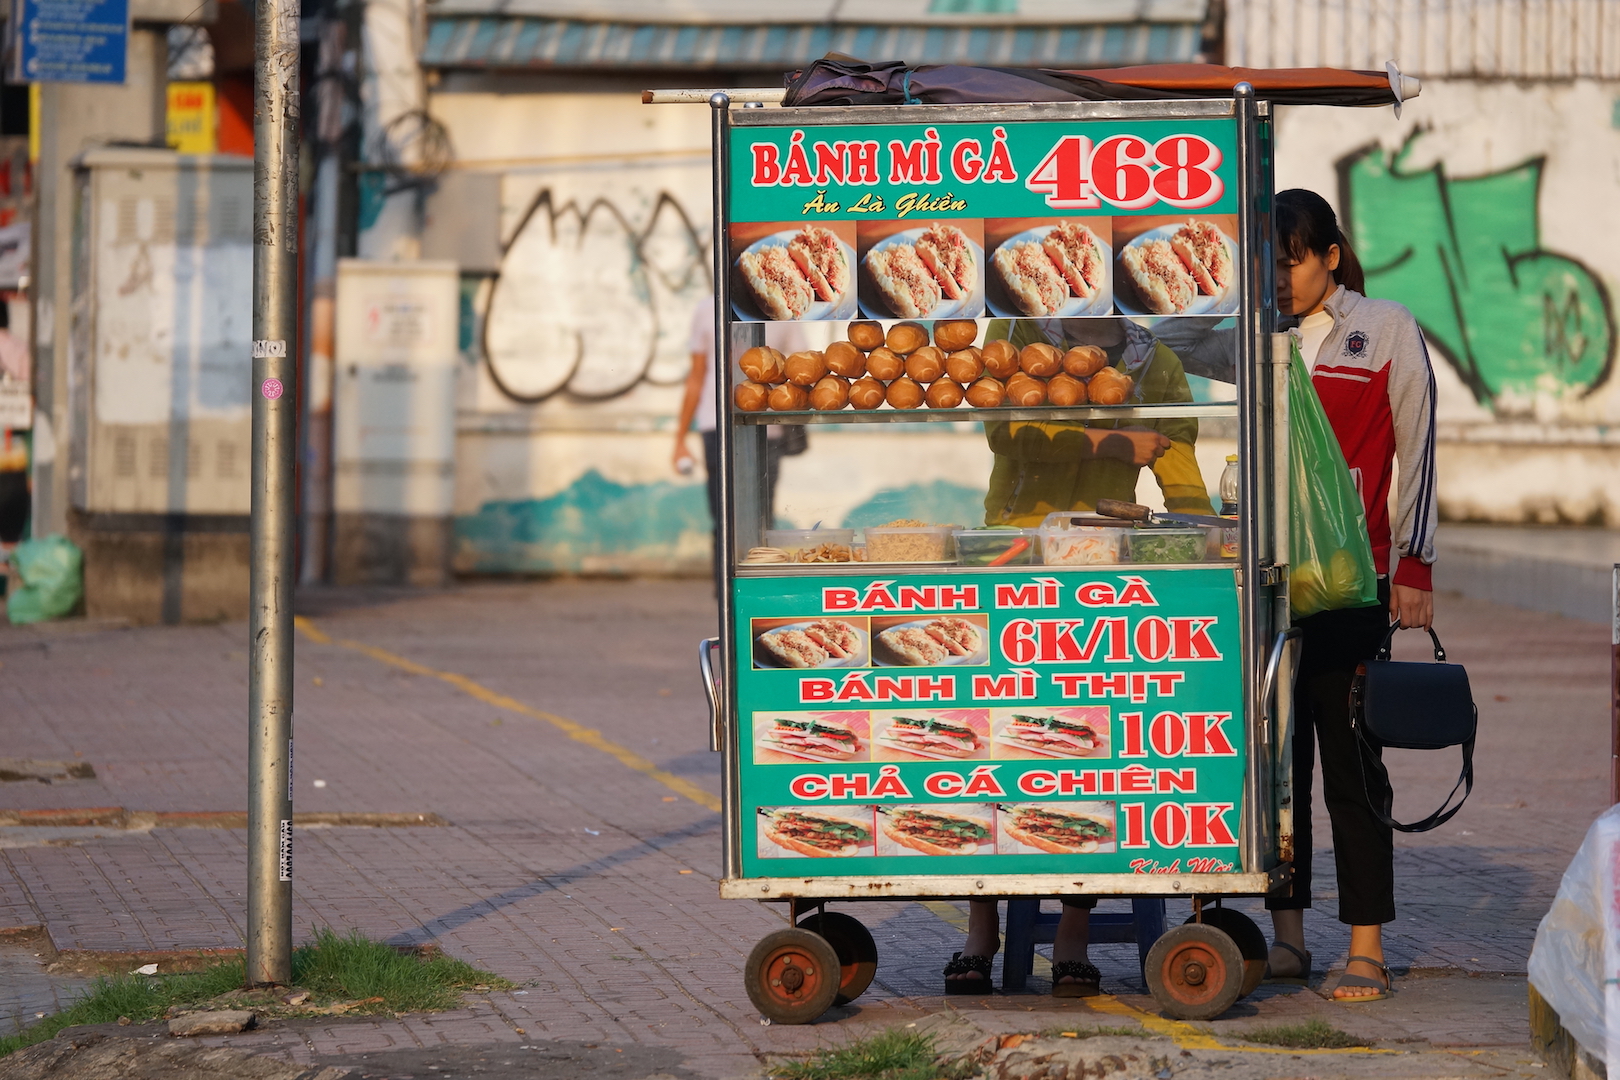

{"left": 1349, "top": 626, "right": 1476, "bottom": 833}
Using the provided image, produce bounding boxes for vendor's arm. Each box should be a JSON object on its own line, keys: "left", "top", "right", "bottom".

{"left": 988, "top": 421, "right": 1168, "bottom": 466}
{"left": 672, "top": 349, "right": 705, "bottom": 472}
{"left": 1151, "top": 440, "right": 1215, "bottom": 514}
{"left": 1146, "top": 316, "right": 1237, "bottom": 383}
{"left": 1135, "top": 341, "right": 1210, "bottom": 511}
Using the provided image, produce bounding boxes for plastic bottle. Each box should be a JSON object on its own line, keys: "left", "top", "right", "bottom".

{"left": 1218, "top": 455, "right": 1239, "bottom": 559}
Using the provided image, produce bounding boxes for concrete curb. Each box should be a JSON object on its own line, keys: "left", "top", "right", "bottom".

{"left": 1530, "top": 984, "right": 1606, "bottom": 1080}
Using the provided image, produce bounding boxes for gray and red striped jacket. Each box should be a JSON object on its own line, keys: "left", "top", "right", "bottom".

{"left": 1305, "top": 285, "right": 1438, "bottom": 591}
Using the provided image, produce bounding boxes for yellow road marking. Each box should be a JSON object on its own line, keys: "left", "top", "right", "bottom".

{"left": 916, "top": 899, "right": 1393, "bottom": 1056}
{"left": 294, "top": 616, "right": 722, "bottom": 813}
{"left": 1088, "top": 994, "right": 1397, "bottom": 1055}
{"left": 922, "top": 900, "right": 970, "bottom": 932}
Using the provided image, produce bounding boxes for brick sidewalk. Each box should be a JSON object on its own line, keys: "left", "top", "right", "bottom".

{"left": 0, "top": 581, "right": 1609, "bottom": 1073}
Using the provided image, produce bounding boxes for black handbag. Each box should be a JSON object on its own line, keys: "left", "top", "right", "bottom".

{"left": 1348, "top": 625, "right": 1477, "bottom": 833}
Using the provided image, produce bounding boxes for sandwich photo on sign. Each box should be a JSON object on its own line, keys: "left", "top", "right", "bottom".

{"left": 751, "top": 616, "right": 870, "bottom": 670}
{"left": 757, "top": 805, "right": 876, "bottom": 859}
{"left": 875, "top": 803, "right": 995, "bottom": 857}
{"left": 991, "top": 707, "right": 1111, "bottom": 759}
{"left": 856, "top": 218, "right": 985, "bottom": 319}
{"left": 1112, "top": 214, "right": 1237, "bottom": 316}
{"left": 730, "top": 221, "right": 858, "bottom": 321}
{"left": 871, "top": 614, "right": 989, "bottom": 667}
{"left": 753, "top": 711, "right": 870, "bottom": 764}
{"left": 984, "top": 217, "right": 1113, "bottom": 318}
{"left": 870, "top": 709, "right": 990, "bottom": 761}
{"left": 995, "top": 802, "right": 1117, "bottom": 855}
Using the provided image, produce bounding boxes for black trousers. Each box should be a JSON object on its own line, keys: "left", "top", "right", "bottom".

{"left": 1267, "top": 578, "right": 1395, "bottom": 926}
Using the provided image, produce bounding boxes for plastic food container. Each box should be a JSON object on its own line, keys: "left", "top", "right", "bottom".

{"left": 1038, "top": 513, "right": 1130, "bottom": 566}
{"left": 954, "top": 528, "right": 1039, "bottom": 566}
{"left": 1126, "top": 527, "right": 1212, "bottom": 564}
{"left": 863, "top": 525, "right": 956, "bottom": 563}
{"left": 760, "top": 529, "right": 857, "bottom": 563}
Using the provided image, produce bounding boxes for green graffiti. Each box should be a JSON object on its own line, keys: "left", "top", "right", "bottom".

{"left": 1339, "top": 133, "right": 1614, "bottom": 404}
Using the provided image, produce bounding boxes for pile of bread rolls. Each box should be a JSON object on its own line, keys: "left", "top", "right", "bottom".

{"left": 732, "top": 320, "right": 1135, "bottom": 413}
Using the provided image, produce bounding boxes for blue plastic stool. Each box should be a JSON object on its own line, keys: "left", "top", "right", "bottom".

{"left": 1001, "top": 897, "right": 1167, "bottom": 991}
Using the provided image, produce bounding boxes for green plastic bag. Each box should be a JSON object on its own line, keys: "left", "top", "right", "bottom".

{"left": 6, "top": 535, "right": 83, "bottom": 624}
{"left": 1288, "top": 341, "right": 1378, "bottom": 618}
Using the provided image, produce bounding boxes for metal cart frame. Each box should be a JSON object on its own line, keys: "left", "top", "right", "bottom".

{"left": 683, "top": 86, "right": 1301, "bottom": 1020}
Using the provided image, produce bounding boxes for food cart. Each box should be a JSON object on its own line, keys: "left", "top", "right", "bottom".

{"left": 649, "top": 69, "right": 1407, "bottom": 1021}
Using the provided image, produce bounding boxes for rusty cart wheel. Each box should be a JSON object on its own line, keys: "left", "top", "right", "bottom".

{"left": 796, "top": 911, "right": 878, "bottom": 1005}
{"left": 744, "top": 928, "right": 842, "bottom": 1024}
{"left": 1144, "top": 922, "right": 1245, "bottom": 1020}
{"left": 1184, "top": 907, "right": 1268, "bottom": 999}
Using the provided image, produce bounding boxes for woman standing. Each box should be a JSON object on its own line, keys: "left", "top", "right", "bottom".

{"left": 1266, "top": 189, "right": 1438, "bottom": 1001}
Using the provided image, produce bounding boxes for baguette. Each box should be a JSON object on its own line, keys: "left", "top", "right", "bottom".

{"left": 1000, "top": 808, "right": 1114, "bottom": 854}
{"left": 764, "top": 822, "right": 861, "bottom": 858}
{"left": 738, "top": 246, "right": 814, "bottom": 321}
{"left": 787, "top": 225, "right": 850, "bottom": 303}
{"left": 1002, "top": 818, "right": 1101, "bottom": 854}
{"left": 880, "top": 814, "right": 984, "bottom": 856}
{"left": 865, "top": 244, "right": 942, "bottom": 318}
{"left": 1120, "top": 238, "right": 1195, "bottom": 315}
{"left": 992, "top": 240, "right": 1068, "bottom": 316}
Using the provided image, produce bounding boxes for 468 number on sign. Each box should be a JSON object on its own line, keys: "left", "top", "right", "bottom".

{"left": 1026, "top": 134, "right": 1224, "bottom": 211}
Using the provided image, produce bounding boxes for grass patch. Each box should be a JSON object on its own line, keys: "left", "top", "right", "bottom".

{"left": 1240, "top": 1018, "right": 1367, "bottom": 1050}
{"left": 0, "top": 929, "right": 511, "bottom": 1059}
{"left": 1039, "top": 1025, "right": 1144, "bottom": 1039}
{"left": 292, "top": 929, "right": 509, "bottom": 1012}
{"left": 770, "top": 1029, "right": 971, "bottom": 1080}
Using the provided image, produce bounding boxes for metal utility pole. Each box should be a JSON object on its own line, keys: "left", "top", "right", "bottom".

{"left": 247, "top": 0, "right": 301, "bottom": 987}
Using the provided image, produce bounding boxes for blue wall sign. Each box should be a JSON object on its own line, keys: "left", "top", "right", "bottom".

{"left": 9, "top": 0, "right": 129, "bottom": 84}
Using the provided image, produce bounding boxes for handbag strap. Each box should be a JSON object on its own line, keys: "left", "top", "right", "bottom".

{"left": 1351, "top": 717, "right": 1474, "bottom": 833}
{"left": 1373, "top": 623, "right": 1447, "bottom": 662}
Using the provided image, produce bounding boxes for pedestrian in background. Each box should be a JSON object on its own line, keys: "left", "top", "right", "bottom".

{"left": 673, "top": 295, "right": 806, "bottom": 588}
{"left": 0, "top": 300, "right": 29, "bottom": 550}
{"left": 1265, "top": 189, "right": 1438, "bottom": 1002}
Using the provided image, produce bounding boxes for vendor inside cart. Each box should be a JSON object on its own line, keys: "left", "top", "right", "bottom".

{"left": 947, "top": 317, "right": 1213, "bottom": 996}
{"left": 980, "top": 317, "right": 1214, "bottom": 526}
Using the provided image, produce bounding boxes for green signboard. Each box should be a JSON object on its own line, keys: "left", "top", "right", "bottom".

{"left": 735, "top": 566, "right": 1246, "bottom": 879}
{"left": 730, "top": 120, "right": 1239, "bottom": 223}
{"left": 725, "top": 116, "right": 1240, "bottom": 322}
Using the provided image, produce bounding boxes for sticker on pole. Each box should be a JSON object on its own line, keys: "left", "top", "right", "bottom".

{"left": 253, "top": 339, "right": 287, "bottom": 358}
{"left": 261, "top": 378, "right": 284, "bottom": 400}
{"left": 279, "top": 819, "right": 293, "bottom": 881}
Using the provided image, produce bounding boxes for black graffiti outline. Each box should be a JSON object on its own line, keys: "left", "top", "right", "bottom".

{"left": 482, "top": 188, "right": 712, "bottom": 405}
{"left": 1336, "top": 131, "right": 1615, "bottom": 404}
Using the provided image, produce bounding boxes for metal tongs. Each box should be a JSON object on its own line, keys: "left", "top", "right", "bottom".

{"left": 1095, "top": 498, "right": 1230, "bottom": 529}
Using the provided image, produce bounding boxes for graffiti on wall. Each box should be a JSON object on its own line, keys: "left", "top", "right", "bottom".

{"left": 1339, "top": 132, "right": 1615, "bottom": 408}
{"left": 481, "top": 188, "right": 711, "bottom": 403}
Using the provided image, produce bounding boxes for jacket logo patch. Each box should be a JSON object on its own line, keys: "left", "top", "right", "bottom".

{"left": 1343, "top": 331, "right": 1370, "bottom": 358}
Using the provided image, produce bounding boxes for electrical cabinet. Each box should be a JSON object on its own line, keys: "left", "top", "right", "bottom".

{"left": 70, "top": 147, "right": 254, "bottom": 514}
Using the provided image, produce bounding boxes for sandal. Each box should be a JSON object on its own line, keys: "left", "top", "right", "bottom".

{"left": 1051, "top": 960, "right": 1101, "bottom": 998}
{"left": 1264, "top": 941, "right": 1313, "bottom": 985}
{"left": 943, "top": 952, "right": 993, "bottom": 995}
{"left": 1331, "top": 955, "right": 1392, "bottom": 1002}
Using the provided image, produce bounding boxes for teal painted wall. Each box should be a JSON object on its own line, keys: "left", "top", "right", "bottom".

{"left": 453, "top": 469, "right": 711, "bottom": 575}
{"left": 453, "top": 471, "right": 992, "bottom": 575}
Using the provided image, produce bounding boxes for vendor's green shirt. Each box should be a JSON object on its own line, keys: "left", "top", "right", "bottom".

{"left": 982, "top": 319, "right": 1212, "bottom": 526}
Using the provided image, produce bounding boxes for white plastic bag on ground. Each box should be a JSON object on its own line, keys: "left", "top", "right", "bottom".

{"left": 1528, "top": 804, "right": 1620, "bottom": 1064}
